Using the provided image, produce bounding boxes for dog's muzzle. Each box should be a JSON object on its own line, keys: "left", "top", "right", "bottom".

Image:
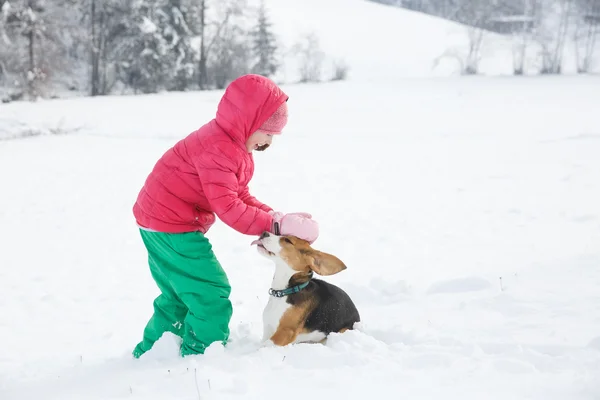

{"left": 251, "top": 231, "right": 270, "bottom": 246}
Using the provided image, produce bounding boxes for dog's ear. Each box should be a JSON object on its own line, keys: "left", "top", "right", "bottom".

{"left": 307, "top": 250, "right": 347, "bottom": 276}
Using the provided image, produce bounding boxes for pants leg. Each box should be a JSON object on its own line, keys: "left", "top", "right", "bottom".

{"left": 133, "top": 230, "right": 189, "bottom": 358}
{"left": 133, "top": 229, "right": 232, "bottom": 358}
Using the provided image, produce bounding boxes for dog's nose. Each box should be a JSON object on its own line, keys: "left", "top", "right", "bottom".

{"left": 260, "top": 231, "right": 270, "bottom": 240}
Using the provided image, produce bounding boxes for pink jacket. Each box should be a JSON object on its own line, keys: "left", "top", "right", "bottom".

{"left": 133, "top": 75, "right": 288, "bottom": 235}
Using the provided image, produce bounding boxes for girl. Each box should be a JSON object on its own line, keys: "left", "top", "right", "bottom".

{"left": 131, "top": 74, "right": 319, "bottom": 358}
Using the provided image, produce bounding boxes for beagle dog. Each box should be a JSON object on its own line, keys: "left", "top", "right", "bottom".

{"left": 251, "top": 231, "right": 360, "bottom": 346}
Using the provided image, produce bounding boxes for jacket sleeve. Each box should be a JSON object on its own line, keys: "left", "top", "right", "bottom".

{"left": 239, "top": 186, "right": 273, "bottom": 213}
{"left": 195, "top": 143, "right": 273, "bottom": 235}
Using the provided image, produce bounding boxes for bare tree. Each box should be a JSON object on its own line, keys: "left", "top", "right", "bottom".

{"left": 534, "top": 0, "right": 574, "bottom": 74}
{"left": 197, "top": 0, "right": 207, "bottom": 89}
{"left": 293, "top": 32, "right": 325, "bottom": 83}
{"left": 510, "top": 16, "right": 536, "bottom": 74}
{"left": 464, "top": 26, "right": 485, "bottom": 74}
{"left": 431, "top": 0, "right": 499, "bottom": 75}
{"left": 209, "top": 22, "right": 250, "bottom": 89}
{"left": 331, "top": 58, "right": 349, "bottom": 81}
{"left": 503, "top": 0, "right": 538, "bottom": 75}
{"left": 572, "top": 0, "right": 600, "bottom": 72}
{"left": 90, "top": 0, "right": 99, "bottom": 95}
{"left": 552, "top": 0, "right": 573, "bottom": 73}
{"left": 196, "top": 0, "right": 245, "bottom": 89}
{"left": 460, "top": 1, "right": 499, "bottom": 74}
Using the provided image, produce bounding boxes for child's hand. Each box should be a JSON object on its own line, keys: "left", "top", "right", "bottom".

{"left": 271, "top": 212, "right": 319, "bottom": 244}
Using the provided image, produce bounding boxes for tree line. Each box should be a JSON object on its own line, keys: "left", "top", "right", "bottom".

{"left": 1, "top": 0, "right": 330, "bottom": 101}
{"left": 370, "top": 0, "right": 599, "bottom": 75}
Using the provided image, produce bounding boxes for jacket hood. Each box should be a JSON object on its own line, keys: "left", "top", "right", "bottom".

{"left": 215, "top": 74, "right": 289, "bottom": 147}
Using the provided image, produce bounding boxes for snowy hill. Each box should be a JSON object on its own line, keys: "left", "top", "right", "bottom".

{"left": 261, "top": 0, "right": 594, "bottom": 82}
{"left": 261, "top": 0, "right": 516, "bottom": 81}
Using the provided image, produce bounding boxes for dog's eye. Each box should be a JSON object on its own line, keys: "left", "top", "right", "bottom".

{"left": 283, "top": 238, "right": 293, "bottom": 244}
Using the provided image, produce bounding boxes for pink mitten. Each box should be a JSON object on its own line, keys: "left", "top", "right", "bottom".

{"left": 288, "top": 212, "right": 312, "bottom": 218}
{"left": 271, "top": 212, "right": 319, "bottom": 244}
{"left": 269, "top": 210, "right": 312, "bottom": 219}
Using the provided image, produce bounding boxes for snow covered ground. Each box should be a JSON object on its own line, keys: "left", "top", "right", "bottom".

{"left": 1, "top": 74, "right": 600, "bottom": 399}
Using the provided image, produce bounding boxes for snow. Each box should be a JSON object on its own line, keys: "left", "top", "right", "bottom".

{"left": 259, "top": 0, "right": 534, "bottom": 81}
{"left": 1, "top": 75, "right": 600, "bottom": 399}
{"left": 2, "top": 0, "right": 600, "bottom": 398}
{"left": 489, "top": 15, "right": 536, "bottom": 22}
{"left": 140, "top": 17, "right": 158, "bottom": 34}
{"left": 259, "top": 0, "right": 599, "bottom": 82}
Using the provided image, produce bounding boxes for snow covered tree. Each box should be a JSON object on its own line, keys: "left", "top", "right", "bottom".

{"left": 250, "top": 0, "right": 278, "bottom": 78}
{"left": 158, "top": 0, "right": 195, "bottom": 91}
{"left": 1, "top": 0, "right": 86, "bottom": 99}
{"left": 294, "top": 32, "right": 325, "bottom": 82}
{"left": 113, "top": 0, "right": 195, "bottom": 94}
{"left": 188, "top": 0, "right": 248, "bottom": 90}
{"left": 0, "top": 0, "right": 284, "bottom": 98}
{"left": 209, "top": 17, "right": 251, "bottom": 89}
{"left": 85, "top": 0, "right": 136, "bottom": 95}
{"left": 186, "top": 0, "right": 250, "bottom": 90}
{"left": 1, "top": 1, "right": 11, "bottom": 87}
{"left": 2, "top": 0, "right": 51, "bottom": 99}
{"left": 114, "top": 14, "right": 169, "bottom": 93}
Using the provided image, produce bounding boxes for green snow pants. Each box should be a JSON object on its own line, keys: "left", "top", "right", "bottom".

{"left": 132, "top": 229, "right": 232, "bottom": 358}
